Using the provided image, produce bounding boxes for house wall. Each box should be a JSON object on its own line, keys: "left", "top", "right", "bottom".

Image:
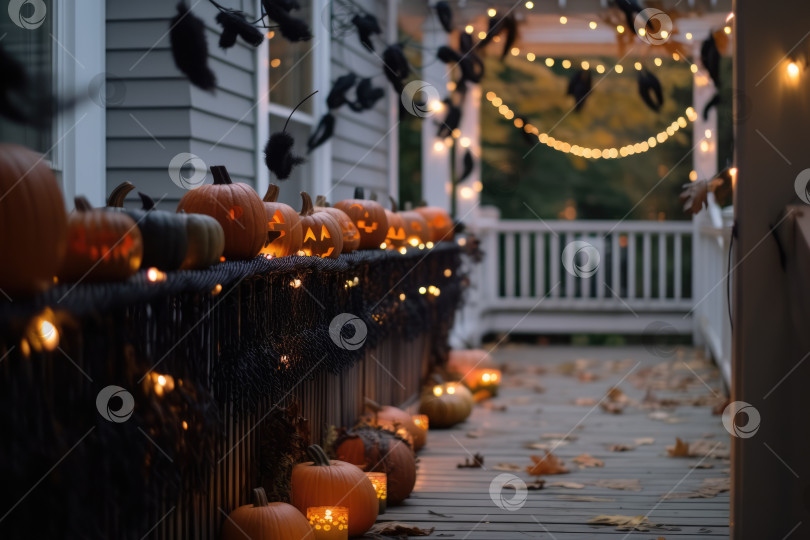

{"left": 734, "top": 1, "right": 810, "bottom": 537}
{"left": 105, "top": 0, "right": 259, "bottom": 209}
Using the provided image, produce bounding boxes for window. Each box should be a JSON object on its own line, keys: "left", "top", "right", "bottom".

{"left": 267, "top": 0, "right": 314, "bottom": 114}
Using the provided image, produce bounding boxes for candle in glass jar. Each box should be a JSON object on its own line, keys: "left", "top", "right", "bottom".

{"left": 365, "top": 472, "right": 387, "bottom": 513}
{"left": 307, "top": 506, "right": 348, "bottom": 540}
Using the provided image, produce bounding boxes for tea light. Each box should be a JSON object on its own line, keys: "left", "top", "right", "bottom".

{"left": 472, "top": 368, "right": 502, "bottom": 396}
{"left": 307, "top": 507, "right": 349, "bottom": 540}
{"left": 365, "top": 472, "right": 387, "bottom": 513}
{"left": 412, "top": 414, "right": 429, "bottom": 431}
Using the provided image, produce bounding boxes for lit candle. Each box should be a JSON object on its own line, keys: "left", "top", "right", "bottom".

{"left": 365, "top": 472, "right": 387, "bottom": 513}
{"left": 307, "top": 507, "right": 348, "bottom": 540}
{"left": 473, "top": 368, "right": 502, "bottom": 396}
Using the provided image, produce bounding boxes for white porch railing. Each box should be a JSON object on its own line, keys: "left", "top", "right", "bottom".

{"left": 691, "top": 200, "right": 734, "bottom": 385}
{"left": 455, "top": 218, "right": 696, "bottom": 342}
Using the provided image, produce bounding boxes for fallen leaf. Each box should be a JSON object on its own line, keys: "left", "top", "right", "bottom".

{"left": 493, "top": 463, "right": 522, "bottom": 472}
{"left": 457, "top": 453, "right": 484, "bottom": 468}
{"left": 578, "top": 371, "right": 600, "bottom": 382}
{"left": 588, "top": 514, "right": 665, "bottom": 532}
{"left": 541, "top": 433, "right": 578, "bottom": 441}
{"left": 667, "top": 437, "right": 690, "bottom": 457}
{"left": 607, "top": 443, "right": 635, "bottom": 452}
{"left": 572, "top": 453, "right": 604, "bottom": 468}
{"left": 527, "top": 451, "right": 569, "bottom": 476}
{"left": 526, "top": 480, "right": 546, "bottom": 490}
{"left": 593, "top": 479, "right": 642, "bottom": 491}
{"left": 690, "top": 462, "right": 714, "bottom": 469}
{"left": 367, "top": 522, "right": 434, "bottom": 536}
{"left": 635, "top": 437, "right": 655, "bottom": 446}
{"left": 667, "top": 438, "right": 728, "bottom": 459}
{"left": 557, "top": 494, "right": 616, "bottom": 502}
{"left": 606, "top": 386, "right": 629, "bottom": 403}
{"left": 574, "top": 397, "right": 597, "bottom": 406}
{"left": 661, "top": 477, "right": 730, "bottom": 499}
{"left": 548, "top": 481, "right": 585, "bottom": 489}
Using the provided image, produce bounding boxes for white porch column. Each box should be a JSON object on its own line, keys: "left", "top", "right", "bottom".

{"left": 454, "top": 84, "right": 481, "bottom": 223}
{"left": 421, "top": 19, "right": 451, "bottom": 209}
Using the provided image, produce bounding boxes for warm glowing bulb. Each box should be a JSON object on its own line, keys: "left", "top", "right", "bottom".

{"left": 460, "top": 137, "right": 471, "bottom": 148}
{"left": 433, "top": 386, "right": 443, "bottom": 396}
{"left": 409, "top": 238, "right": 419, "bottom": 247}
{"left": 638, "top": 28, "right": 646, "bottom": 37}
{"left": 615, "top": 64, "right": 624, "bottom": 73}
{"left": 434, "top": 141, "right": 445, "bottom": 152}
{"left": 460, "top": 186, "right": 474, "bottom": 199}
{"left": 672, "top": 52, "right": 680, "bottom": 61}
{"left": 488, "top": 8, "right": 497, "bottom": 17}
{"left": 399, "top": 293, "right": 406, "bottom": 301}
{"left": 689, "top": 170, "right": 698, "bottom": 182}
{"left": 559, "top": 16, "right": 567, "bottom": 24}
{"left": 545, "top": 57, "right": 554, "bottom": 67}
{"left": 510, "top": 47, "right": 520, "bottom": 56}
{"left": 724, "top": 26, "right": 731, "bottom": 34}
{"left": 700, "top": 140, "right": 710, "bottom": 152}
{"left": 419, "top": 286, "right": 427, "bottom": 294}
{"left": 562, "top": 59, "right": 571, "bottom": 69}
{"left": 705, "top": 129, "right": 712, "bottom": 139}
{"left": 447, "top": 385, "right": 456, "bottom": 395}
{"left": 482, "top": 373, "right": 491, "bottom": 382}
{"left": 444, "top": 269, "right": 452, "bottom": 277}
{"left": 685, "top": 32, "right": 693, "bottom": 40}
{"left": 147, "top": 267, "right": 159, "bottom": 281}
{"left": 290, "top": 278, "right": 302, "bottom": 288}
{"left": 787, "top": 61, "right": 800, "bottom": 78}
{"left": 527, "top": 52, "right": 535, "bottom": 61}
{"left": 182, "top": 421, "right": 188, "bottom": 430}
{"left": 690, "top": 64, "right": 699, "bottom": 73}
{"left": 270, "top": 58, "right": 281, "bottom": 68}
{"left": 634, "top": 61, "right": 642, "bottom": 71}
{"left": 617, "top": 25, "right": 625, "bottom": 33}
{"left": 399, "top": 247, "right": 407, "bottom": 254}
{"left": 654, "top": 57, "right": 662, "bottom": 66}
{"left": 478, "top": 31, "right": 487, "bottom": 40}
{"left": 730, "top": 167, "right": 738, "bottom": 176}
{"left": 660, "top": 30, "right": 669, "bottom": 38}
{"left": 430, "top": 100, "right": 444, "bottom": 112}
{"left": 158, "top": 375, "right": 167, "bottom": 386}
{"left": 581, "top": 61, "right": 590, "bottom": 70}
{"left": 486, "top": 91, "right": 495, "bottom": 101}
{"left": 589, "top": 21, "right": 597, "bottom": 30}
{"left": 465, "top": 25, "right": 474, "bottom": 34}
{"left": 212, "top": 283, "right": 222, "bottom": 295}
{"left": 426, "top": 241, "right": 434, "bottom": 248}
{"left": 525, "top": 1, "right": 533, "bottom": 8}
{"left": 596, "top": 64, "right": 605, "bottom": 74}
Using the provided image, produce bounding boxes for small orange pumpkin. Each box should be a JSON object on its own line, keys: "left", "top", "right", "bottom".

{"left": 315, "top": 195, "right": 361, "bottom": 253}
{"left": 260, "top": 184, "right": 303, "bottom": 258}
{"left": 222, "top": 487, "right": 313, "bottom": 540}
{"left": 176, "top": 166, "right": 266, "bottom": 259}
{"left": 0, "top": 143, "right": 68, "bottom": 295}
{"left": 58, "top": 196, "right": 143, "bottom": 282}
{"left": 416, "top": 205, "right": 454, "bottom": 243}
{"left": 362, "top": 398, "right": 427, "bottom": 450}
{"left": 333, "top": 188, "right": 389, "bottom": 249}
{"left": 419, "top": 381, "right": 473, "bottom": 428}
{"left": 298, "top": 192, "right": 342, "bottom": 259}
{"left": 291, "top": 445, "right": 378, "bottom": 536}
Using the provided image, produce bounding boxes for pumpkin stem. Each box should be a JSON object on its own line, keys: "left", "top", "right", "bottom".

{"left": 263, "top": 183, "right": 280, "bottom": 203}
{"left": 211, "top": 166, "right": 233, "bottom": 186}
{"left": 107, "top": 181, "right": 135, "bottom": 208}
{"left": 299, "top": 192, "right": 314, "bottom": 217}
{"left": 389, "top": 196, "right": 398, "bottom": 212}
{"left": 354, "top": 187, "right": 364, "bottom": 199}
{"left": 74, "top": 196, "right": 94, "bottom": 212}
{"left": 138, "top": 192, "right": 156, "bottom": 211}
{"left": 307, "top": 444, "right": 332, "bottom": 466}
{"left": 315, "top": 195, "right": 328, "bottom": 207}
{"left": 251, "top": 487, "right": 269, "bottom": 507}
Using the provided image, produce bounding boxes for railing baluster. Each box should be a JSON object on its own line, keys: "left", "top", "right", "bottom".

{"left": 611, "top": 233, "right": 620, "bottom": 301}
{"left": 643, "top": 233, "right": 652, "bottom": 300}
{"left": 535, "top": 232, "right": 546, "bottom": 298}
{"left": 595, "top": 234, "right": 606, "bottom": 299}
{"left": 550, "top": 233, "right": 560, "bottom": 298}
{"left": 658, "top": 233, "right": 667, "bottom": 299}
{"left": 674, "top": 233, "right": 683, "bottom": 300}
{"left": 483, "top": 229, "right": 498, "bottom": 300}
{"left": 505, "top": 232, "right": 516, "bottom": 298}
{"left": 520, "top": 232, "right": 531, "bottom": 299}
{"left": 627, "top": 233, "right": 636, "bottom": 300}
{"left": 564, "top": 233, "right": 575, "bottom": 299}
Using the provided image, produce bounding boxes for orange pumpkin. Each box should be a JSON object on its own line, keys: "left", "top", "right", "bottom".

{"left": 362, "top": 398, "right": 427, "bottom": 450}
{"left": 298, "top": 192, "right": 342, "bottom": 259}
{"left": 399, "top": 204, "right": 430, "bottom": 246}
{"left": 333, "top": 188, "right": 389, "bottom": 249}
{"left": 416, "top": 205, "right": 454, "bottom": 243}
{"left": 59, "top": 196, "right": 143, "bottom": 282}
{"left": 335, "top": 426, "right": 417, "bottom": 504}
{"left": 0, "top": 143, "right": 68, "bottom": 295}
{"left": 419, "top": 381, "right": 473, "bottom": 428}
{"left": 222, "top": 487, "right": 313, "bottom": 540}
{"left": 315, "top": 195, "right": 361, "bottom": 253}
{"left": 260, "top": 184, "right": 303, "bottom": 258}
{"left": 383, "top": 197, "right": 408, "bottom": 249}
{"left": 291, "top": 445, "right": 378, "bottom": 536}
{"left": 176, "top": 166, "right": 266, "bottom": 259}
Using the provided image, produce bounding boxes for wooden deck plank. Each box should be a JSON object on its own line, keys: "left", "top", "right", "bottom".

{"left": 376, "top": 346, "right": 729, "bottom": 539}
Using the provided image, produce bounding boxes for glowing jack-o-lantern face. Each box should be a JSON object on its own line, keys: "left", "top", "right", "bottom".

{"left": 383, "top": 207, "right": 408, "bottom": 248}
{"left": 260, "top": 184, "right": 303, "bottom": 258}
{"left": 333, "top": 188, "right": 389, "bottom": 249}
{"left": 298, "top": 192, "right": 343, "bottom": 259}
{"left": 314, "top": 198, "right": 362, "bottom": 253}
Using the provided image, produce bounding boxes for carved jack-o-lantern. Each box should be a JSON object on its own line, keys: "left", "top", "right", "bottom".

{"left": 315, "top": 195, "right": 361, "bottom": 253}
{"left": 416, "top": 205, "right": 454, "bottom": 243}
{"left": 299, "top": 192, "right": 343, "bottom": 259}
{"left": 260, "top": 184, "right": 303, "bottom": 258}
{"left": 384, "top": 197, "right": 408, "bottom": 249}
{"left": 333, "top": 188, "right": 388, "bottom": 249}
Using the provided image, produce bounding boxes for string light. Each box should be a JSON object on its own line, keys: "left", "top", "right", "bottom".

{"left": 615, "top": 64, "right": 624, "bottom": 73}
{"left": 581, "top": 61, "right": 590, "bottom": 70}
{"left": 545, "top": 58, "right": 554, "bottom": 67}
{"left": 487, "top": 8, "right": 497, "bottom": 17}
{"left": 617, "top": 25, "right": 625, "bottom": 33}
{"left": 559, "top": 16, "right": 567, "bottom": 24}
{"left": 589, "top": 21, "right": 597, "bottom": 30}
{"left": 787, "top": 61, "right": 801, "bottom": 78}
{"left": 486, "top": 91, "right": 696, "bottom": 159}
{"left": 525, "top": 1, "right": 533, "bottom": 8}
{"left": 478, "top": 31, "right": 487, "bottom": 40}
{"left": 465, "top": 25, "right": 474, "bottom": 34}
{"left": 634, "top": 61, "right": 642, "bottom": 71}
{"left": 562, "top": 59, "right": 571, "bottom": 69}
{"left": 724, "top": 26, "right": 732, "bottom": 34}
{"left": 654, "top": 57, "right": 662, "bottom": 66}
{"left": 685, "top": 32, "right": 693, "bottom": 40}
{"left": 596, "top": 64, "right": 605, "bottom": 73}
{"left": 527, "top": 52, "right": 535, "bottom": 61}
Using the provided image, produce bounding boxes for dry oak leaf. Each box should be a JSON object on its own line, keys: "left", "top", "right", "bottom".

{"left": 593, "top": 478, "right": 642, "bottom": 491}
{"left": 527, "top": 451, "right": 569, "bottom": 476}
{"left": 667, "top": 437, "right": 691, "bottom": 457}
{"left": 588, "top": 514, "right": 665, "bottom": 532}
{"left": 572, "top": 453, "right": 604, "bottom": 468}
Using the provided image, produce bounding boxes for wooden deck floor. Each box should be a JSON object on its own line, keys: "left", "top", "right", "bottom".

{"left": 379, "top": 345, "right": 730, "bottom": 539}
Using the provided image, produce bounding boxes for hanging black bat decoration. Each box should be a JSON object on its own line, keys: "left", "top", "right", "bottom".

{"left": 701, "top": 33, "right": 721, "bottom": 88}
{"left": 382, "top": 44, "right": 410, "bottom": 93}
{"left": 435, "top": 1, "right": 453, "bottom": 33}
{"left": 170, "top": 2, "right": 217, "bottom": 91}
{"left": 459, "top": 149, "right": 475, "bottom": 183}
{"left": 351, "top": 13, "right": 382, "bottom": 51}
{"left": 265, "top": 91, "right": 317, "bottom": 179}
{"left": 437, "top": 99, "right": 462, "bottom": 138}
{"left": 703, "top": 93, "right": 721, "bottom": 120}
{"left": 479, "top": 13, "right": 517, "bottom": 59}
{"left": 459, "top": 33, "right": 485, "bottom": 83}
{"left": 567, "top": 69, "right": 592, "bottom": 112}
{"left": 216, "top": 11, "right": 264, "bottom": 49}
{"left": 637, "top": 69, "right": 664, "bottom": 112}
{"left": 262, "top": 0, "right": 312, "bottom": 42}
{"left": 327, "top": 73, "right": 357, "bottom": 109}
{"left": 615, "top": 0, "right": 643, "bottom": 34}
{"left": 349, "top": 78, "right": 385, "bottom": 112}
{"left": 0, "top": 44, "right": 38, "bottom": 125}
{"left": 266, "top": 0, "right": 300, "bottom": 12}
{"left": 307, "top": 113, "right": 336, "bottom": 153}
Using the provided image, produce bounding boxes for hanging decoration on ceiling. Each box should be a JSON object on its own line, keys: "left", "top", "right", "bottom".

{"left": 434, "top": 1, "right": 454, "bottom": 34}
{"left": 567, "top": 69, "right": 592, "bottom": 112}
{"left": 265, "top": 91, "right": 317, "bottom": 180}
{"left": 170, "top": 2, "right": 217, "bottom": 91}
{"left": 637, "top": 69, "right": 664, "bottom": 112}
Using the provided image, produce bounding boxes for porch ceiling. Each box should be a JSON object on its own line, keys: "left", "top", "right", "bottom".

{"left": 400, "top": 0, "right": 733, "bottom": 57}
